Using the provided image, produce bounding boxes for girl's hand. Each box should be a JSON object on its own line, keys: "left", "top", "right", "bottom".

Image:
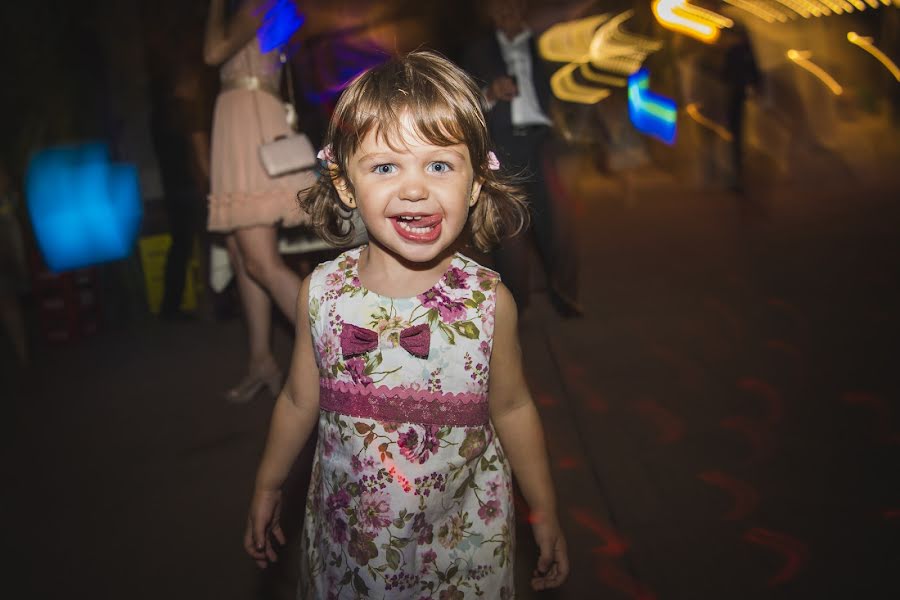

{"left": 243, "top": 489, "right": 286, "bottom": 569}
{"left": 531, "top": 513, "right": 570, "bottom": 590}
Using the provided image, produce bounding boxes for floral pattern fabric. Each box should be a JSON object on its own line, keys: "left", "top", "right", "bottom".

{"left": 299, "top": 246, "right": 515, "bottom": 600}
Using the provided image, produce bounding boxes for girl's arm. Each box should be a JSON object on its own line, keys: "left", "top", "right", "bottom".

{"left": 203, "top": 0, "right": 262, "bottom": 66}
{"left": 489, "top": 283, "right": 569, "bottom": 590}
{"left": 244, "top": 275, "right": 320, "bottom": 567}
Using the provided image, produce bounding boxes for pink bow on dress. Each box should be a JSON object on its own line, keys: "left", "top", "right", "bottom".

{"left": 340, "top": 323, "right": 430, "bottom": 359}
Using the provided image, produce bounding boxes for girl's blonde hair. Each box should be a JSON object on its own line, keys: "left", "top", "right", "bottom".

{"left": 299, "top": 50, "right": 530, "bottom": 253}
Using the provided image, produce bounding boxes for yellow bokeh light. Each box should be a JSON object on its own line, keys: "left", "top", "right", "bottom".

{"left": 589, "top": 11, "right": 663, "bottom": 76}
{"left": 847, "top": 31, "right": 900, "bottom": 81}
{"left": 723, "top": 0, "right": 787, "bottom": 23}
{"left": 686, "top": 103, "right": 733, "bottom": 141}
{"left": 817, "top": 0, "right": 845, "bottom": 13}
{"left": 538, "top": 14, "right": 610, "bottom": 63}
{"left": 652, "top": 0, "right": 725, "bottom": 43}
{"left": 550, "top": 62, "right": 613, "bottom": 104}
{"left": 787, "top": 49, "right": 844, "bottom": 95}
{"left": 540, "top": 11, "right": 662, "bottom": 104}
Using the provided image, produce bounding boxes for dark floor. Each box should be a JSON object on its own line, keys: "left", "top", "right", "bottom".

{"left": 5, "top": 127, "right": 900, "bottom": 599}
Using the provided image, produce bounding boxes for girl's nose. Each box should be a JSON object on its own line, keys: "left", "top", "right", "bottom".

{"left": 398, "top": 173, "right": 428, "bottom": 202}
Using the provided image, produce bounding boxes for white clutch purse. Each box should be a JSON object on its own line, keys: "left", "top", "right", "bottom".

{"left": 250, "top": 51, "right": 317, "bottom": 178}
{"left": 258, "top": 132, "right": 317, "bottom": 177}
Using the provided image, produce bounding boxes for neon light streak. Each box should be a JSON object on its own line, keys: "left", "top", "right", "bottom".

{"left": 550, "top": 62, "right": 612, "bottom": 104}
{"left": 628, "top": 69, "right": 677, "bottom": 145}
{"left": 652, "top": 0, "right": 723, "bottom": 43}
{"left": 817, "top": 0, "right": 845, "bottom": 13}
{"left": 539, "top": 14, "right": 609, "bottom": 63}
{"left": 588, "top": 10, "right": 663, "bottom": 76}
{"left": 578, "top": 64, "right": 627, "bottom": 87}
{"left": 760, "top": 0, "right": 800, "bottom": 19}
{"left": 743, "top": 528, "right": 809, "bottom": 586}
{"left": 787, "top": 49, "right": 843, "bottom": 95}
{"left": 802, "top": 0, "right": 826, "bottom": 15}
{"left": 676, "top": 2, "right": 735, "bottom": 28}
{"left": 727, "top": 0, "right": 897, "bottom": 22}
{"left": 686, "top": 103, "right": 733, "bottom": 141}
{"left": 772, "top": 0, "right": 813, "bottom": 17}
{"left": 540, "top": 11, "right": 662, "bottom": 104}
{"left": 724, "top": 0, "right": 785, "bottom": 22}
{"left": 848, "top": 32, "right": 900, "bottom": 81}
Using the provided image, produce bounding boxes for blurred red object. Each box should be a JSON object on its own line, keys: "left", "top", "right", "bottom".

{"left": 29, "top": 251, "right": 100, "bottom": 343}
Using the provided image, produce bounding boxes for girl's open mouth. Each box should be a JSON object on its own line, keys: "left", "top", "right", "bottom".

{"left": 392, "top": 214, "right": 442, "bottom": 243}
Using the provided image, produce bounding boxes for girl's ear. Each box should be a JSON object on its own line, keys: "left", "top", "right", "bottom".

{"left": 469, "top": 179, "right": 484, "bottom": 208}
{"left": 334, "top": 177, "right": 357, "bottom": 209}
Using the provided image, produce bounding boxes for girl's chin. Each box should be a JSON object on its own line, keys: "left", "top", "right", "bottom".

{"left": 371, "top": 238, "right": 452, "bottom": 265}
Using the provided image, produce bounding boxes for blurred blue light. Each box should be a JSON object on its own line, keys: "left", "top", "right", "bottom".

{"left": 628, "top": 68, "right": 677, "bottom": 146}
{"left": 26, "top": 142, "right": 142, "bottom": 272}
{"left": 257, "top": 0, "right": 304, "bottom": 52}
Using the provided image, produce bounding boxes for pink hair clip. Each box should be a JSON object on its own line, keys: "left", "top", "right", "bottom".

{"left": 317, "top": 145, "right": 335, "bottom": 163}
{"left": 487, "top": 151, "right": 500, "bottom": 171}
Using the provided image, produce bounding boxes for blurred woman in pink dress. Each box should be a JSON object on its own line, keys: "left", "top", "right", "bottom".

{"left": 204, "top": 0, "right": 313, "bottom": 402}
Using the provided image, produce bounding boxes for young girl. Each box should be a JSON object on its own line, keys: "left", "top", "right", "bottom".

{"left": 244, "top": 50, "right": 569, "bottom": 598}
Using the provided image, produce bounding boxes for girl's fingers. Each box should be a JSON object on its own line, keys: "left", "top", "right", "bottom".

{"left": 536, "top": 541, "right": 554, "bottom": 574}
{"left": 273, "top": 523, "right": 287, "bottom": 546}
{"left": 243, "top": 523, "right": 254, "bottom": 554}
{"left": 555, "top": 538, "right": 570, "bottom": 582}
{"left": 245, "top": 519, "right": 263, "bottom": 556}
{"left": 531, "top": 541, "right": 570, "bottom": 590}
{"left": 265, "top": 540, "right": 279, "bottom": 562}
{"left": 253, "top": 519, "right": 268, "bottom": 552}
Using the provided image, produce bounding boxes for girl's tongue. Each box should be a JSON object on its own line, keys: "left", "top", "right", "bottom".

{"left": 392, "top": 214, "right": 442, "bottom": 242}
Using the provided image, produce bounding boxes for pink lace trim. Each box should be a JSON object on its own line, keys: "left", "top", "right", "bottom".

{"left": 319, "top": 379, "right": 489, "bottom": 426}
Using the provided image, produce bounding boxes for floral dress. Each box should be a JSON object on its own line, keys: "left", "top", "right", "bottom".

{"left": 299, "top": 246, "right": 515, "bottom": 600}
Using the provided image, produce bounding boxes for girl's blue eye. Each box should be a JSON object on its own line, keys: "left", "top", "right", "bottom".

{"left": 428, "top": 161, "right": 452, "bottom": 174}
{"left": 374, "top": 164, "right": 396, "bottom": 174}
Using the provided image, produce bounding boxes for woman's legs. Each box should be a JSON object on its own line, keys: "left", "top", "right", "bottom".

{"left": 232, "top": 224, "right": 301, "bottom": 324}
{"left": 226, "top": 233, "right": 275, "bottom": 374}
{"left": 223, "top": 224, "right": 301, "bottom": 402}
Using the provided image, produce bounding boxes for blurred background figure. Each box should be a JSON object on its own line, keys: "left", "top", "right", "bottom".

{"left": 593, "top": 96, "right": 651, "bottom": 206}
{"left": 677, "top": 22, "right": 762, "bottom": 195}
{"left": 147, "top": 58, "right": 211, "bottom": 321}
{"left": 204, "top": 0, "right": 317, "bottom": 403}
{"left": 463, "top": 0, "right": 582, "bottom": 318}
{"left": 720, "top": 24, "right": 762, "bottom": 195}
{"left": 0, "top": 165, "right": 29, "bottom": 367}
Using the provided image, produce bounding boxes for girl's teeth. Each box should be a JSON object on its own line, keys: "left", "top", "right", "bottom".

{"left": 398, "top": 220, "right": 433, "bottom": 233}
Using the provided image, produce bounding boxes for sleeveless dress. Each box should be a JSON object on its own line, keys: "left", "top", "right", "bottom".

{"left": 300, "top": 246, "right": 515, "bottom": 600}
{"left": 207, "top": 38, "right": 314, "bottom": 232}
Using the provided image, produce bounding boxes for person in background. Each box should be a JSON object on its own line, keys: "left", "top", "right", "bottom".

{"left": 720, "top": 24, "right": 761, "bottom": 195}
{"left": 462, "top": 0, "right": 582, "bottom": 318}
{"left": 204, "top": 0, "right": 316, "bottom": 402}
{"left": 148, "top": 59, "right": 211, "bottom": 321}
{"left": 0, "top": 166, "right": 29, "bottom": 367}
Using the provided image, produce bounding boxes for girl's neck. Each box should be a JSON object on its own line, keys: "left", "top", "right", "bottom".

{"left": 358, "top": 243, "right": 457, "bottom": 299}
